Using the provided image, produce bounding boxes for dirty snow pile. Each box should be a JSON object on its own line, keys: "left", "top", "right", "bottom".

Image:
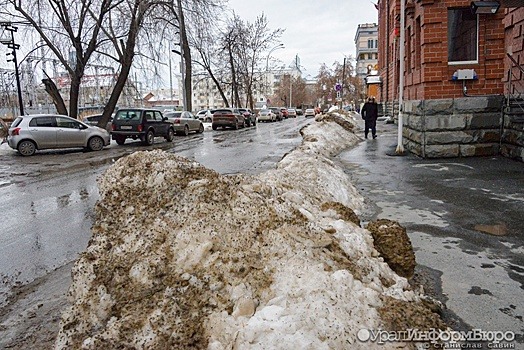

{"left": 55, "top": 113, "right": 443, "bottom": 349}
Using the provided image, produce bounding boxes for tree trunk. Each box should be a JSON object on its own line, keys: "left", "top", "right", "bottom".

{"left": 69, "top": 75, "right": 82, "bottom": 119}
{"left": 227, "top": 41, "right": 241, "bottom": 108}
{"left": 98, "top": 12, "right": 141, "bottom": 128}
{"left": 42, "top": 77, "right": 68, "bottom": 116}
{"left": 177, "top": 0, "right": 192, "bottom": 112}
{"left": 207, "top": 68, "right": 229, "bottom": 107}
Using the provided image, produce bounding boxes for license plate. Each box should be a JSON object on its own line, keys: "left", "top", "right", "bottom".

{"left": 121, "top": 126, "right": 132, "bottom": 130}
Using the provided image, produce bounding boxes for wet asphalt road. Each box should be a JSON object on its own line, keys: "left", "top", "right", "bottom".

{"left": 0, "top": 117, "right": 312, "bottom": 306}
{"left": 339, "top": 115, "right": 524, "bottom": 343}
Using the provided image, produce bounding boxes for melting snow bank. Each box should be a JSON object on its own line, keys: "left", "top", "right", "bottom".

{"left": 55, "top": 113, "right": 444, "bottom": 349}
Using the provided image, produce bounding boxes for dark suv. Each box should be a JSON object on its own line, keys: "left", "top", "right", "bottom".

{"left": 237, "top": 108, "right": 256, "bottom": 127}
{"left": 111, "top": 108, "right": 175, "bottom": 145}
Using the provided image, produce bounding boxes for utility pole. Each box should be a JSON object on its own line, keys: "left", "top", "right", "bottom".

{"left": 1, "top": 22, "right": 24, "bottom": 115}
{"left": 341, "top": 57, "right": 347, "bottom": 108}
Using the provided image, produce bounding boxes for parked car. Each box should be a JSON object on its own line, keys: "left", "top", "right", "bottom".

{"left": 287, "top": 108, "right": 297, "bottom": 118}
{"left": 296, "top": 108, "right": 303, "bottom": 116}
{"left": 269, "top": 107, "right": 283, "bottom": 121}
{"left": 111, "top": 108, "right": 175, "bottom": 145}
{"left": 237, "top": 108, "right": 257, "bottom": 127}
{"left": 211, "top": 108, "right": 245, "bottom": 130}
{"left": 164, "top": 111, "right": 204, "bottom": 135}
{"left": 82, "top": 113, "right": 113, "bottom": 132}
{"left": 7, "top": 114, "right": 110, "bottom": 156}
{"left": 257, "top": 109, "right": 277, "bottom": 122}
{"left": 196, "top": 109, "right": 214, "bottom": 123}
{"left": 304, "top": 108, "right": 316, "bottom": 118}
{"left": 280, "top": 108, "right": 289, "bottom": 119}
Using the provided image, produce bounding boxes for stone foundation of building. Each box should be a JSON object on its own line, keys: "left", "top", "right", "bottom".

{"left": 500, "top": 100, "right": 524, "bottom": 162}
{"left": 402, "top": 97, "right": 507, "bottom": 159}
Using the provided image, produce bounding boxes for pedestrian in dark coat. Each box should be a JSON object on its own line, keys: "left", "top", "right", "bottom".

{"left": 361, "top": 97, "right": 378, "bottom": 139}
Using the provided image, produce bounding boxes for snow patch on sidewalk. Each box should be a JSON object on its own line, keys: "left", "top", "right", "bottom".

{"left": 55, "top": 114, "right": 436, "bottom": 349}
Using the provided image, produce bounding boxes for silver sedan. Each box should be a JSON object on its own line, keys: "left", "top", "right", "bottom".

{"left": 165, "top": 111, "right": 204, "bottom": 136}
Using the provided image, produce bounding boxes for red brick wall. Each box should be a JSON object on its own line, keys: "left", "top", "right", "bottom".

{"left": 378, "top": 0, "right": 506, "bottom": 103}
{"left": 503, "top": 7, "right": 524, "bottom": 94}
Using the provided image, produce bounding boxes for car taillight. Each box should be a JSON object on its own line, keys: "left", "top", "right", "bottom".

{"left": 11, "top": 127, "right": 20, "bottom": 136}
{"left": 137, "top": 125, "right": 143, "bottom": 132}
{"left": 174, "top": 119, "right": 181, "bottom": 124}
{"left": 112, "top": 124, "right": 116, "bottom": 131}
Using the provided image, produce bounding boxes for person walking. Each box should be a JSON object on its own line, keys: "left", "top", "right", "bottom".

{"left": 360, "top": 97, "right": 378, "bottom": 139}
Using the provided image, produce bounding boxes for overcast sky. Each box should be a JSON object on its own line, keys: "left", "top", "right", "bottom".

{"left": 227, "top": 0, "right": 378, "bottom": 77}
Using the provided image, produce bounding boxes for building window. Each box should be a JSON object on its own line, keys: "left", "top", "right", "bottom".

{"left": 368, "top": 39, "right": 374, "bottom": 48}
{"left": 448, "top": 8, "right": 478, "bottom": 64}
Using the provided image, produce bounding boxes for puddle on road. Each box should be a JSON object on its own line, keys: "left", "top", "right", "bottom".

{"left": 474, "top": 223, "right": 508, "bottom": 236}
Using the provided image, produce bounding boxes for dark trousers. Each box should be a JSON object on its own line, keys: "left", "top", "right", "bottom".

{"left": 365, "top": 119, "right": 376, "bottom": 138}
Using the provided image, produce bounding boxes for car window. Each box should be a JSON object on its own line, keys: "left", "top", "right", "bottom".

{"left": 87, "top": 115, "right": 102, "bottom": 122}
{"left": 171, "top": 112, "right": 183, "bottom": 118}
{"left": 57, "top": 117, "right": 82, "bottom": 129}
{"left": 29, "top": 116, "right": 56, "bottom": 127}
{"left": 145, "top": 112, "right": 154, "bottom": 121}
{"left": 154, "top": 111, "right": 163, "bottom": 121}
{"left": 115, "top": 110, "right": 140, "bottom": 121}
{"left": 11, "top": 117, "right": 23, "bottom": 127}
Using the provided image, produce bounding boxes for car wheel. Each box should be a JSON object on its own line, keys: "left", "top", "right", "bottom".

{"left": 198, "top": 124, "right": 204, "bottom": 133}
{"left": 88, "top": 136, "right": 104, "bottom": 151}
{"left": 17, "top": 140, "right": 36, "bottom": 156}
{"left": 144, "top": 130, "right": 154, "bottom": 145}
{"left": 165, "top": 128, "right": 174, "bottom": 142}
{"left": 233, "top": 120, "right": 238, "bottom": 130}
{"left": 212, "top": 124, "right": 217, "bottom": 130}
{"left": 115, "top": 135, "right": 126, "bottom": 145}
{"left": 183, "top": 125, "right": 189, "bottom": 136}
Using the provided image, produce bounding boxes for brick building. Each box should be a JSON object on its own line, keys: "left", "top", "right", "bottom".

{"left": 377, "top": 0, "right": 524, "bottom": 160}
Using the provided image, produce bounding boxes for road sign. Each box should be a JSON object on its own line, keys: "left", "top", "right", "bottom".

{"left": 335, "top": 83, "right": 342, "bottom": 91}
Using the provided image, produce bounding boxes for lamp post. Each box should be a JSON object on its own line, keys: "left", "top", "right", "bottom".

{"left": 171, "top": 46, "right": 185, "bottom": 110}
{"left": 265, "top": 43, "right": 284, "bottom": 104}
{"left": 1, "top": 22, "right": 24, "bottom": 116}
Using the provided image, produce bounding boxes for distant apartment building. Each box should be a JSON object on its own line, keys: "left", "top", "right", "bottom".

{"left": 191, "top": 65, "right": 302, "bottom": 111}
{"left": 377, "top": 0, "right": 523, "bottom": 161}
{"left": 354, "top": 23, "right": 379, "bottom": 98}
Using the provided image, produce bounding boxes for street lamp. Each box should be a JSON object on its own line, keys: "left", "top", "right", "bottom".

{"left": 171, "top": 47, "right": 185, "bottom": 110}
{"left": 471, "top": 1, "right": 500, "bottom": 14}
{"left": 265, "top": 43, "right": 284, "bottom": 103}
{"left": 0, "top": 22, "right": 24, "bottom": 116}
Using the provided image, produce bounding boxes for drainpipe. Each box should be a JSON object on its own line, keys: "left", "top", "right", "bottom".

{"left": 386, "top": 0, "right": 390, "bottom": 115}
{"left": 396, "top": 0, "right": 406, "bottom": 154}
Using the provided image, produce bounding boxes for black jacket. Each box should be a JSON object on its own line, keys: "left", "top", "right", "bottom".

{"left": 361, "top": 102, "right": 378, "bottom": 121}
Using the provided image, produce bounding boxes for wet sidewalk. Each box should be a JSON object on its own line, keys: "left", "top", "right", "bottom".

{"left": 338, "top": 114, "right": 524, "bottom": 343}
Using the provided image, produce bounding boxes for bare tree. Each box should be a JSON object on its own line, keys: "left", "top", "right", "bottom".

{"left": 226, "top": 14, "right": 283, "bottom": 110}
{"left": 2, "top": 0, "right": 116, "bottom": 118}
{"left": 314, "top": 61, "right": 359, "bottom": 109}
{"left": 190, "top": 17, "right": 230, "bottom": 107}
